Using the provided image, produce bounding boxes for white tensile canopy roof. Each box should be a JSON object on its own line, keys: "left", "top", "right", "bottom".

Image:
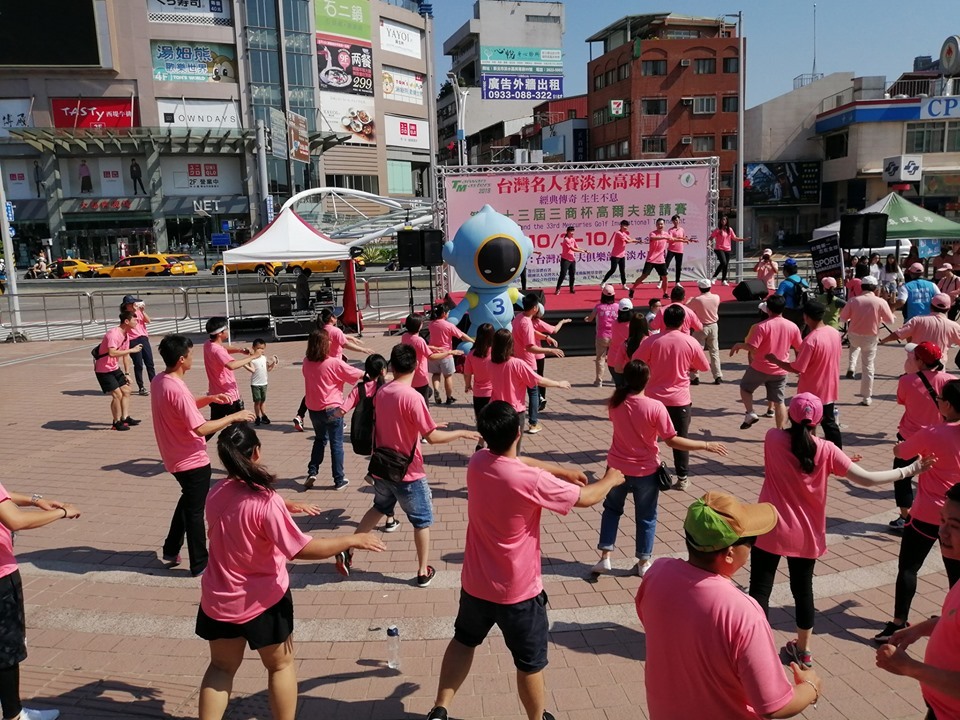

{"left": 223, "top": 207, "right": 351, "bottom": 263}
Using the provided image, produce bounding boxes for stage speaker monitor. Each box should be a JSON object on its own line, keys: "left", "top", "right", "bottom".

{"left": 422, "top": 229, "right": 445, "bottom": 267}
{"left": 839, "top": 212, "right": 888, "bottom": 249}
{"left": 732, "top": 278, "right": 769, "bottom": 302}
{"left": 397, "top": 229, "right": 423, "bottom": 270}
{"left": 268, "top": 294, "right": 292, "bottom": 318}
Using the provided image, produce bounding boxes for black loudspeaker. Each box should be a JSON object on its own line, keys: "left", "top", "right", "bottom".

{"left": 397, "top": 229, "right": 423, "bottom": 270}
{"left": 717, "top": 301, "right": 767, "bottom": 349}
{"left": 732, "top": 278, "right": 769, "bottom": 302}
{"left": 422, "top": 229, "right": 444, "bottom": 266}
{"left": 268, "top": 294, "right": 292, "bottom": 317}
{"left": 839, "top": 213, "right": 888, "bottom": 249}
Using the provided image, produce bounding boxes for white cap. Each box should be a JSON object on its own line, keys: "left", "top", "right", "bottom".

{"left": 697, "top": 278, "right": 711, "bottom": 290}
{"left": 618, "top": 298, "right": 634, "bottom": 311}
{"left": 758, "top": 301, "right": 770, "bottom": 315}
{"left": 537, "top": 303, "right": 545, "bottom": 316}
{"left": 762, "top": 248, "right": 772, "bottom": 256}
{"left": 905, "top": 342, "right": 918, "bottom": 354}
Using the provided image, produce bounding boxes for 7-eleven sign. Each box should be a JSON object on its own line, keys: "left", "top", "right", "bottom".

{"left": 610, "top": 99, "right": 625, "bottom": 117}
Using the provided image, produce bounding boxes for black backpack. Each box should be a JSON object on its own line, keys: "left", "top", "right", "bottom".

{"left": 349, "top": 380, "right": 377, "bottom": 456}
{"left": 785, "top": 277, "right": 812, "bottom": 308}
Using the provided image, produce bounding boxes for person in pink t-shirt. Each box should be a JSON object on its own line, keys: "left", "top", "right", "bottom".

{"left": 153, "top": 335, "right": 255, "bottom": 577}
{"left": 606, "top": 299, "right": 635, "bottom": 388}
{"left": 0, "top": 484, "right": 79, "bottom": 720}
{"left": 591, "top": 359, "right": 726, "bottom": 578}
{"left": 877, "top": 483, "right": 960, "bottom": 720}
{"left": 197, "top": 423, "right": 384, "bottom": 720}
{"left": 121, "top": 295, "right": 155, "bottom": 396}
{"left": 203, "top": 317, "right": 261, "bottom": 428}
{"left": 881, "top": 294, "right": 960, "bottom": 370}
{"left": 400, "top": 314, "right": 462, "bottom": 402}
{"left": 749, "top": 393, "right": 929, "bottom": 668}
{"left": 428, "top": 303, "right": 472, "bottom": 406}
{"left": 554, "top": 225, "right": 587, "bottom": 294}
{"left": 584, "top": 285, "right": 619, "bottom": 387}
{"left": 877, "top": 379, "right": 960, "bottom": 644}
{"left": 427, "top": 400, "right": 625, "bottom": 720}
{"left": 648, "top": 284, "right": 704, "bottom": 335}
{"left": 94, "top": 309, "right": 143, "bottom": 431}
{"left": 339, "top": 343, "right": 479, "bottom": 587}
{"left": 629, "top": 217, "right": 671, "bottom": 300}
{"left": 664, "top": 214, "right": 696, "bottom": 285}
{"left": 601, "top": 219, "right": 636, "bottom": 288}
{"left": 709, "top": 214, "right": 744, "bottom": 284}
{"left": 754, "top": 249, "right": 779, "bottom": 291}
{"left": 464, "top": 324, "right": 495, "bottom": 451}
{"left": 513, "top": 294, "right": 565, "bottom": 429}
{"left": 637, "top": 491, "right": 822, "bottom": 719}
{"left": 532, "top": 304, "right": 571, "bottom": 413}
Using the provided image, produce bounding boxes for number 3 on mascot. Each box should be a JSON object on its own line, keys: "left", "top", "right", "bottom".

{"left": 443, "top": 205, "right": 534, "bottom": 352}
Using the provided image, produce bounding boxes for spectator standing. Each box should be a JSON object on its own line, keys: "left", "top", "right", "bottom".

{"left": 94, "top": 310, "right": 142, "bottom": 431}
{"left": 897, "top": 262, "right": 940, "bottom": 320}
{"left": 840, "top": 275, "right": 895, "bottom": 405}
{"left": 601, "top": 220, "right": 635, "bottom": 288}
{"left": 644, "top": 298, "right": 661, "bottom": 328}
{"left": 686, "top": 279, "right": 722, "bottom": 385}
{"left": 295, "top": 267, "right": 312, "bottom": 311}
{"left": 629, "top": 217, "right": 671, "bottom": 300}
{"left": 937, "top": 263, "right": 960, "bottom": 301}
{"left": 554, "top": 226, "right": 586, "bottom": 294}
{"left": 754, "top": 249, "right": 778, "bottom": 292}
{"left": 583, "top": 285, "right": 618, "bottom": 387}
{"left": 815, "top": 277, "right": 845, "bottom": 330}
{"left": 709, "top": 214, "right": 743, "bottom": 285}
{"left": 776, "top": 258, "right": 810, "bottom": 328}
{"left": 880, "top": 254, "right": 905, "bottom": 302}
{"left": 121, "top": 295, "right": 155, "bottom": 396}
{"left": 203, "top": 317, "right": 260, "bottom": 425}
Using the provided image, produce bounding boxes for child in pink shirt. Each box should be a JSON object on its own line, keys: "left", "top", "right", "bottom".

{"left": 428, "top": 304, "right": 471, "bottom": 406}
{"left": 464, "top": 324, "right": 495, "bottom": 449}
{"left": 585, "top": 285, "right": 619, "bottom": 387}
{"left": 401, "top": 313, "right": 461, "bottom": 402}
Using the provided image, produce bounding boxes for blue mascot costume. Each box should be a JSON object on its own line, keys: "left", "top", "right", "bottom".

{"left": 443, "top": 205, "right": 534, "bottom": 353}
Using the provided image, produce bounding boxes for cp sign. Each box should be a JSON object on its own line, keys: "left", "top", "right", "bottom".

{"left": 920, "top": 97, "right": 960, "bottom": 119}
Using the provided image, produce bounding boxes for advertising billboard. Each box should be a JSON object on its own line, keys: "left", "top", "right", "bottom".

{"left": 159, "top": 156, "right": 243, "bottom": 196}
{"left": 50, "top": 98, "right": 140, "bottom": 129}
{"left": 442, "top": 163, "right": 715, "bottom": 287}
{"left": 315, "top": 0, "right": 371, "bottom": 40}
{"left": 0, "top": 99, "right": 33, "bottom": 138}
{"left": 157, "top": 98, "right": 240, "bottom": 128}
{"left": 379, "top": 17, "right": 421, "bottom": 59}
{"left": 385, "top": 115, "right": 429, "bottom": 150}
{"left": 479, "top": 46, "right": 563, "bottom": 74}
{"left": 481, "top": 74, "right": 563, "bottom": 101}
{"left": 382, "top": 66, "right": 424, "bottom": 104}
{"left": 743, "top": 161, "right": 821, "bottom": 207}
{"left": 151, "top": 40, "right": 238, "bottom": 83}
{"left": 318, "top": 92, "right": 375, "bottom": 145}
{"left": 60, "top": 157, "right": 149, "bottom": 198}
{"left": 147, "top": 0, "right": 232, "bottom": 26}
{"left": 288, "top": 112, "right": 310, "bottom": 163}
{"left": 317, "top": 33, "right": 373, "bottom": 96}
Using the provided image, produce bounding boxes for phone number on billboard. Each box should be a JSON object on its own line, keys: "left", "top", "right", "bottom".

{"left": 483, "top": 89, "right": 562, "bottom": 100}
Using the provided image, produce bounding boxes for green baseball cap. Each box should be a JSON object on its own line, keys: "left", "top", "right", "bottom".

{"left": 684, "top": 491, "right": 778, "bottom": 552}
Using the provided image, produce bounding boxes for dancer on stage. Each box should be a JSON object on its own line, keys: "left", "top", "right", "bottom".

{"left": 665, "top": 214, "right": 695, "bottom": 286}
{"left": 555, "top": 226, "right": 586, "bottom": 294}
{"left": 601, "top": 220, "right": 635, "bottom": 288}
{"left": 709, "top": 214, "right": 744, "bottom": 285}
{"left": 629, "top": 218, "right": 671, "bottom": 300}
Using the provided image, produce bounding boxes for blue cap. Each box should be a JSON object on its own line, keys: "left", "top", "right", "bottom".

{"left": 784, "top": 258, "right": 797, "bottom": 268}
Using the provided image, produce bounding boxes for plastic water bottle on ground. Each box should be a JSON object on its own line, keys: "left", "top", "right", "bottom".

{"left": 387, "top": 625, "right": 401, "bottom": 670}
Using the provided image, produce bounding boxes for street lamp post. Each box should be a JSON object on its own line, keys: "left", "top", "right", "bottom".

{"left": 447, "top": 72, "right": 469, "bottom": 166}
{"left": 724, "top": 11, "right": 746, "bottom": 281}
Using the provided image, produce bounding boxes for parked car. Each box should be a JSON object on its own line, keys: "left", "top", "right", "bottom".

{"left": 97, "top": 254, "right": 175, "bottom": 278}
{"left": 285, "top": 257, "right": 365, "bottom": 274}
{"left": 211, "top": 260, "right": 282, "bottom": 277}
{"left": 164, "top": 254, "right": 199, "bottom": 275}
{"left": 51, "top": 258, "right": 103, "bottom": 278}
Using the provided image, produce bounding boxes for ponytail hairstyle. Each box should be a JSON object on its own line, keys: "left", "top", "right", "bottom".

{"left": 472, "top": 323, "right": 495, "bottom": 359}
{"left": 625, "top": 312, "right": 649, "bottom": 357}
{"left": 363, "top": 353, "right": 388, "bottom": 388}
{"left": 491, "top": 328, "right": 514, "bottom": 364}
{"left": 787, "top": 419, "right": 817, "bottom": 473}
{"left": 608, "top": 359, "right": 649, "bottom": 409}
{"left": 217, "top": 423, "right": 275, "bottom": 492}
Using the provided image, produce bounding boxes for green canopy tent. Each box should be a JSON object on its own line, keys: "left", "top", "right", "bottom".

{"left": 813, "top": 192, "right": 960, "bottom": 240}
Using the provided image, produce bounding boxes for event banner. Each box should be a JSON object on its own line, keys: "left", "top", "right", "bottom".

{"left": 808, "top": 234, "right": 844, "bottom": 282}
{"left": 443, "top": 165, "right": 714, "bottom": 288}
{"left": 151, "top": 41, "right": 238, "bottom": 83}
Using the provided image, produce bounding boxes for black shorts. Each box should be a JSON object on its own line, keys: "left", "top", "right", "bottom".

{"left": 413, "top": 384, "right": 431, "bottom": 402}
{"left": 95, "top": 368, "right": 128, "bottom": 394}
{"left": 453, "top": 588, "right": 549, "bottom": 672}
{"left": 642, "top": 261, "right": 667, "bottom": 277}
{"left": 195, "top": 588, "right": 294, "bottom": 650}
{"left": 0, "top": 570, "right": 27, "bottom": 668}
{"left": 473, "top": 395, "right": 491, "bottom": 421}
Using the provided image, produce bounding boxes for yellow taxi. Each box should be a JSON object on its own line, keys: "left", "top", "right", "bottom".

{"left": 211, "top": 260, "right": 282, "bottom": 277}
{"left": 285, "top": 257, "right": 365, "bottom": 274}
{"left": 51, "top": 258, "right": 104, "bottom": 278}
{"left": 97, "top": 254, "right": 175, "bottom": 278}
{"left": 164, "top": 254, "right": 199, "bottom": 275}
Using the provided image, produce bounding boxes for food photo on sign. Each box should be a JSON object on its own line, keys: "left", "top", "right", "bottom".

{"left": 319, "top": 92, "right": 375, "bottom": 144}
{"left": 316, "top": 33, "right": 373, "bottom": 95}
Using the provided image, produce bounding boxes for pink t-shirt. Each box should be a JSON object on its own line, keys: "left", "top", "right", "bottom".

{"left": 646, "top": 231, "right": 668, "bottom": 264}
{"left": 0, "top": 483, "right": 16, "bottom": 580}
{"left": 649, "top": 303, "right": 704, "bottom": 334}
{"left": 401, "top": 332, "right": 431, "bottom": 387}
{"left": 607, "top": 394, "right": 676, "bottom": 476}
{"left": 372, "top": 381, "right": 437, "bottom": 482}
{"left": 429, "top": 318, "right": 466, "bottom": 350}
{"left": 635, "top": 330, "right": 709, "bottom": 406}
{"left": 610, "top": 229, "right": 630, "bottom": 258}
{"left": 94, "top": 326, "right": 128, "bottom": 373}
{"left": 490, "top": 358, "right": 543, "bottom": 411}
{"left": 756, "top": 261, "right": 779, "bottom": 291}
{"left": 340, "top": 379, "right": 381, "bottom": 414}
{"left": 898, "top": 423, "right": 960, "bottom": 525}
{"left": 748, "top": 316, "right": 802, "bottom": 376}
{"left": 923, "top": 581, "right": 960, "bottom": 719}
{"left": 710, "top": 227, "right": 735, "bottom": 252}
{"left": 687, "top": 293, "right": 721, "bottom": 325}
{"left": 839, "top": 294, "right": 896, "bottom": 336}
{"left": 462, "top": 451, "right": 580, "bottom": 604}
{"left": 150, "top": 372, "right": 208, "bottom": 473}
{"left": 560, "top": 235, "right": 579, "bottom": 262}
{"left": 895, "top": 313, "right": 960, "bottom": 352}
{"left": 593, "top": 303, "right": 619, "bottom": 339}
{"left": 302, "top": 356, "right": 363, "bottom": 411}
{"left": 897, "top": 370, "right": 956, "bottom": 438}
{"left": 464, "top": 352, "right": 493, "bottom": 397}
{"left": 636, "top": 558, "right": 794, "bottom": 720}
{"left": 792, "top": 325, "right": 841, "bottom": 404}
{"left": 326, "top": 325, "right": 346, "bottom": 358}
{"left": 128, "top": 307, "right": 148, "bottom": 340}
{"left": 201, "top": 479, "right": 311, "bottom": 623}
{"left": 532, "top": 317, "right": 557, "bottom": 342}
{"left": 511, "top": 313, "right": 538, "bottom": 368}
{"left": 755, "top": 429, "right": 852, "bottom": 559}
{"left": 667, "top": 226, "right": 687, "bottom": 253}
{"left": 846, "top": 277, "right": 863, "bottom": 298}
{"left": 607, "top": 319, "right": 631, "bottom": 371}
{"left": 204, "top": 341, "right": 240, "bottom": 403}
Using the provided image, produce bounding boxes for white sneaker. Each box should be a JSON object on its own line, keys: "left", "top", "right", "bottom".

{"left": 20, "top": 708, "right": 61, "bottom": 720}
{"left": 632, "top": 560, "right": 652, "bottom": 577}
{"left": 860, "top": 397, "right": 872, "bottom": 406}
{"left": 711, "top": 279, "right": 717, "bottom": 285}
{"left": 590, "top": 557, "right": 612, "bottom": 575}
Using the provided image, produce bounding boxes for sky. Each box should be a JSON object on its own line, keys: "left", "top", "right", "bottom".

{"left": 430, "top": 0, "right": 959, "bottom": 107}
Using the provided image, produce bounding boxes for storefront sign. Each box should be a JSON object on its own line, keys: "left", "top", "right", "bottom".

{"left": 315, "top": 0, "right": 370, "bottom": 41}
{"left": 882, "top": 155, "right": 923, "bottom": 182}
{"left": 288, "top": 111, "right": 310, "bottom": 163}
{"left": 158, "top": 195, "right": 250, "bottom": 215}
{"left": 3, "top": 160, "right": 34, "bottom": 200}
{"left": 382, "top": 66, "right": 423, "bottom": 105}
{"left": 920, "top": 96, "right": 960, "bottom": 120}
{"left": 151, "top": 41, "right": 238, "bottom": 83}
{"left": 147, "top": 0, "right": 232, "bottom": 26}
{"left": 50, "top": 98, "right": 140, "bottom": 129}
{"left": 385, "top": 115, "right": 429, "bottom": 150}
{"left": 319, "top": 92, "right": 375, "bottom": 145}
{"left": 78, "top": 198, "right": 136, "bottom": 211}
{"left": 157, "top": 98, "right": 240, "bottom": 128}
{"left": 922, "top": 173, "right": 960, "bottom": 196}
{"left": 160, "top": 156, "right": 243, "bottom": 196}
{"left": 809, "top": 233, "right": 844, "bottom": 281}
{"left": 269, "top": 108, "right": 288, "bottom": 160}
{"left": 481, "top": 74, "right": 563, "bottom": 101}
{"left": 379, "top": 18, "right": 421, "bottom": 59}
{"left": 99, "top": 158, "right": 125, "bottom": 196}
{"left": 0, "top": 99, "right": 33, "bottom": 138}
{"left": 480, "top": 46, "right": 563, "bottom": 74}
{"left": 317, "top": 33, "right": 373, "bottom": 96}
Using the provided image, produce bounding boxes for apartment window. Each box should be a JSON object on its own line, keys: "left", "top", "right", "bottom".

{"left": 593, "top": 74, "right": 602, "bottom": 90}
{"left": 947, "top": 121, "right": 960, "bottom": 152}
{"left": 721, "top": 96, "right": 739, "bottom": 113}
{"left": 721, "top": 134, "right": 738, "bottom": 150}
{"left": 526, "top": 14, "right": 560, "bottom": 23}
{"left": 592, "top": 109, "right": 604, "bottom": 126}
{"left": 641, "top": 136, "right": 667, "bottom": 153}
{"left": 596, "top": 145, "right": 607, "bottom": 160}
{"left": 905, "top": 122, "right": 945, "bottom": 153}
{"left": 665, "top": 29, "right": 699, "bottom": 39}
{"left": 608, "top": 143, "right": 618, "bottom": 159}
{"left": 824, "top": 132, "right": 847, "bottom": 159}
{"left": 567, "top": 109, "right": 577, "bottom": 120}
{"left": 617, "top": 62, "right": 631, "bottom": 81}
{"left": 619, "top": 139, "right": 630, "bottom": 156}
{"left": 694, "top": 58, "right": 716, "bottom": 74}
{"left": 641, "top": 98, "right": 667, "bottom": 115}
{"left": 641, "top": 59, "right": 667, "bottom": 76}
{"left": 720, "top": 172, "right": 733, "bottom": 189}
{"left": 604, "top": 69, "right": 616, "bottom": 86}
{"left": 693, "top": 135, "right": 716, "bottom": 151}
{"left": 692, "top": 96, "right": 716, "bottom": 114}
{"left": 325, "top": 174, "right": 380, "bottom": 194}
{"left": 723, "top": 57, "right": 740, "bottom": 73}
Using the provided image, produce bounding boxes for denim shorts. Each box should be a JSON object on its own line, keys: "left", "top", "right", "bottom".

{"left": 372, "top": 476, "right": 433, "bottom": 529}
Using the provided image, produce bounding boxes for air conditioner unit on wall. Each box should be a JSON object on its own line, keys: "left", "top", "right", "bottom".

{"left": 680, "top": 59, "right": 691, "bottom": 67}
{"left": 681, "top": 97, "right": 693, "bottom": 105}
{"left": 681, "top": 136, "right": 692, "bottom": 144}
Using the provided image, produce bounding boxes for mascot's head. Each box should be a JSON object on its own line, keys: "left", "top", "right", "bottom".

{"left": 442, "top": 205, "right": 534, "bottom": 288}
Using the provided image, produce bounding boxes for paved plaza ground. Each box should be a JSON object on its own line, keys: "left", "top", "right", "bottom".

{"left": 0, "top": 322, "right": 953, "bottom": 719}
